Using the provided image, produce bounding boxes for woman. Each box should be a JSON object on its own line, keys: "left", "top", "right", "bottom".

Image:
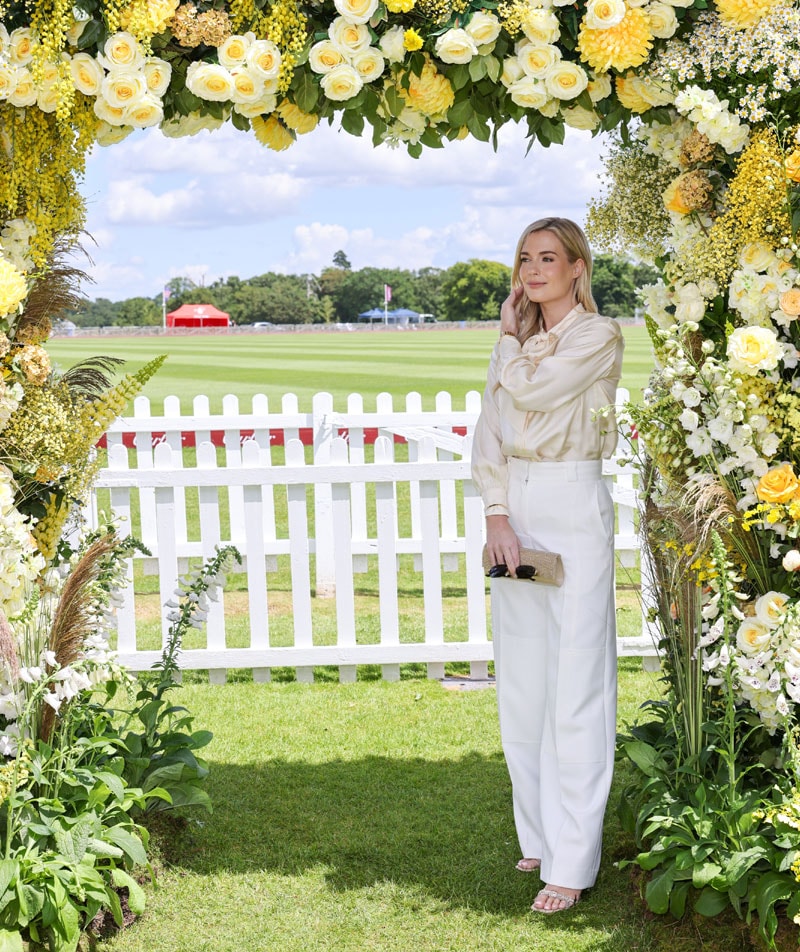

{"left": 471, "top": 217, "right": 624, "bottom": 914}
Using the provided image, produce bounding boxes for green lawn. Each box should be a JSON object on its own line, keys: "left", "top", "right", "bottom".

{"left": 47, "top": 323, "right": 653, "bottom": 410}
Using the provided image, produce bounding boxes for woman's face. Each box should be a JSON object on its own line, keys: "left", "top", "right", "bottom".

{"left": 517, "top": 229, "right": 584, "bottom": 313}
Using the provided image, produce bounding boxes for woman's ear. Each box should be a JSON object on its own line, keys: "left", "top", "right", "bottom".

{"left": 573, "top": 259, "right": 586, "bottom": 278}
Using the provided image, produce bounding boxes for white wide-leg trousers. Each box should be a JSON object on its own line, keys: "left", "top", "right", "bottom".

{"left": 491, "top": 458, "right": 617, "bottom": 890}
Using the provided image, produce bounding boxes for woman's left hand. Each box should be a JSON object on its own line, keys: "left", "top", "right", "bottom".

{"left": 500, "top": 286, "right": 524, "bottom": 337}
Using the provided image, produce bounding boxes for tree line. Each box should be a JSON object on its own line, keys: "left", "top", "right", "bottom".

{"left": 70, "top": 253, "right": 658, "bottom": 327}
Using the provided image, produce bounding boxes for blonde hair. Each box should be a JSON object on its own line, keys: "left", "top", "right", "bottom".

{"left": 511, "top": 217, "right": 597, "bottom": 344}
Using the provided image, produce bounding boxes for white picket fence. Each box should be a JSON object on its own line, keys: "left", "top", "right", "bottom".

{"left": 89, "top": 389, "right": 657, "bottom": 683}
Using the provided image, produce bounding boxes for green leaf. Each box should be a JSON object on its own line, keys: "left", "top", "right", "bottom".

{"left": 692, "top": 862, "right": 723, "bottom": 888}
{"left": 111, "top": 869, "right": 146, "bottom": 917}
{"left": 645, "top": 868, "right": 676, "bottom": 915}
{"left": 622, "top": 740, "right": 666, "bottom": 778}
{"left": 468, "top": 56, "right": 487, "bottom": 82}
{"left": 294, "top": 72, "right": 319, "bottom": 114}
{"left": 669, "top": 880, "right": 690, "bottom": 919}
{"left": 448, "top": 64, "right": 470, "bottom": 90}
{"left": 754, "top": 872, "right": 795, "bottom": 943}
{"left": 0, "top": 931, "right": 23, "bottom": 952}
{"left": 103, "top": 827, "right": 148, "bottom": 867}
{"left": 693, "top": 886, "right": 730, "bottom": 917}
{"left": 384, "top": 85, "right": 405, "bottom": 118}
{"left": 0, "top": 862, "right": 18, "bottom": 902}
{"left": 485, "top": 56, "right": 501, "bottom": 83}
{"left": 467, "top": 114, "right": 490, "bottom": 142}
{"left": 447, "top": 99, "right": 473, "bottom": 127}
{"left": 341, "top": 109, "right": 365, "bottom": 136}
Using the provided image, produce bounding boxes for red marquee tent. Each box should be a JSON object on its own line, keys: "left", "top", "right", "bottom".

{"left": 166, "top": 303, "right": 230, "bottom": 328}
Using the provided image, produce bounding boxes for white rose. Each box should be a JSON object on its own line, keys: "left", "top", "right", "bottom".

{"left": 517, "top": 42, "right": 561, "bottom": 79}
{"left": 507, "top": 76, "right": 550, "bottom": 110}
{"left": 8, "top": 28, "right": 35, "bottom": 66}
{"left": 123, "top": 92, "right": 164, "bottom": 128}
{"left": 309, "top": 40, "right": 347, "bottom": 74}
{"left": 351, "top": 48, "right": 385, "bottom": 83}
{"left": 0, "top": 24, "right": 9, "bottom": 56}
{"left": 231, "top": 67, "right": 263, "bottom": 103}
{"left": 0, "top": 63, "right": 14, "bottom": 99}
{"left": 246, "top": 39, "right": 282, "bottom": 80}
{"left": 320, "top": 63, "right": 363, "bottom": 100}
{"left": 93, "top": 95, "right": 127, "bottom": 126}
{"left": 333, "top": 0, "right": 379, "bottom": 24}
{"left": 95, "top": 120, "right": 134, "bottom": 146}
{"left": 736, "top": 618, "right": 771, "bottom": 654}
{"left": 727, "top": 325, "right": 783, "bottom": 375}
{"left": 160, "top": 112, "right": 225, "bottom": 137}
{"left": 435, "top": 29, "right": 479, "bottom": 64}
{"left": 587, "top": 72, "right": 612, "bottom": 102}
{"left": 500, "top": 56, "right": 525, "bottom": 87}
{"left": 544, "top": 60, "right": 588, "bottom": 101}
{"left": 101, "top": 32, "right": 144, "bottom": 71}
{"left": 379, "top": 26, "right": 406, "bottom": 63}
{"left": 465, "top": 11, "right": 502, "bottom": 46}
{"left": 69, "top": 52, "right": 104, "bottom": 96}
{"left": 186, "top": 61, "right": 235, "bottom": 101}
{"left": 563, "top": 104, "right": 601, "bottom": 130}
{"left": 144, "top": 58, "right": 172, "bottom": 97}
{"left": 218, "top": 33, "right": 252, "bottom": 69}
{"left": 37, "top": 74, "right": 61, "bottom": 113}
{"left": 646, "top": 1, "right": 678, "bottom": 38}
{"left": 233, "top": 94, "right": 278, "bottom": 118}
{"left": 674, "top": 283, "right": 706, "bottom": 323}
{"left": 329, "top": 17, "right": 371, "bottom": 53}
{"left": 521, "top": 9, "right": 561, "bottom": 44}
{"left": 101, "top": 68, "right": 147, "bottom": 109}
{"left": 584, "top": 0, "right": 626, "bottom": 29}
{"left": 65, "top": 17, "right": 88, "bottom": 47}
{"left": 8, "top": 68, "right": 36, "bottom": 107}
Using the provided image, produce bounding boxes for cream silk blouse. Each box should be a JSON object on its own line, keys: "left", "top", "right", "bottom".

{"left": 470, "top": 305, "right": 625, "bottom": 516}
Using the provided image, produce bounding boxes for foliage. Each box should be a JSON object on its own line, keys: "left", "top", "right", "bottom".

{"left": 438, "top": 258, "right": 511, "bottom": 322}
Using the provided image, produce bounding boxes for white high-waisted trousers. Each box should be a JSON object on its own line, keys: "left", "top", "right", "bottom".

{"left": 490, "top": 457, "right": 617, "bottom": 890}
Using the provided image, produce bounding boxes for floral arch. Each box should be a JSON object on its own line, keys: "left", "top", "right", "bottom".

{"left": 1, "top": 0, "right": 800, "bottom": 946}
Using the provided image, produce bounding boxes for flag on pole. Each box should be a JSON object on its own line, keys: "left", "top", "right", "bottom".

{"left": 162, "top": 286, "right": 172, "bottom": 307}
{"left": 384, "top": 284, "right": 392, "bottom": 303}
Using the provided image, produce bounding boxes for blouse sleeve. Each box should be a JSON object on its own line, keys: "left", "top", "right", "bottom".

{"left": 496, "top": 319, "right": 622, "bottom": 413}
{"left": 470, "top": 347, "right": 510, "bottom": 514}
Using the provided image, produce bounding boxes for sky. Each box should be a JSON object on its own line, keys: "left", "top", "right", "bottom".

{"left": 79, "top": 120, "right": 608, "bottom": 303}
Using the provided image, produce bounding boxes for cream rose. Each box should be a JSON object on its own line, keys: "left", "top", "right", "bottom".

{"left": 0, "top": 23, "right": 9, "bottom": 56}
{"left": 144, "top": 58, "right": 172, "bottom": 97}
{"left": 435, "top": 29, "right": 479, "bottom": 64}
{"left": 739, "top": 241, "right": 778, "bottom": 274}
{"left": 320, "top": 63, "right": 364, "bottom": 101}
{"left": 101, "top": 69, "right": 147, "bottom": 109}
{"left": 93, "top": 96, "right": 127, "bottom": 126}
{"left": 465, "top": 11, "right": 502, "bottom": 46}
{"left": 309, "top": 40, "right": 347, "bottom": 74}
{"left": 544, "top": 60, "right": 589, "bottom": 100}
{"left": 102, "top": 32, "right": 144, "bottom": 71}
{"left": 123, "top": 93, "right": 164, "bottom": 128}
{"left": 507, "top": 76, "right": 550, "bottom": 110}
{"left": 352, "top": 48, "right": 385, "bottom": 83}
{"left": 517, "top": 43, "right": 561, "bottom": 79}
{"left": 37, "top": 75, "right": 61, "bottom": 114}
{"left": 727, "top": 325, "right": 783, "bottom": 375}
{"left": 521, "top": 9, "right": 561, "bottom": 44}
{"left": 65, "top": 17, "right": 89, "bottom": 47}
{"left": 231, "top": 67, "right": 263, "bottom": 103}
{"left": 95, "top": 121, "right": 134, "bottom": 146}
{"left": 160, "top": 111, "right": 224, "bottom": 137}
{"left": 501, "top": 57, "right": 525, "bottom": 86}
{"left": 587, "top": 71, "right": 613, "bottom": 102}
{"left": 584, "top": 0, "right": 626, "bottom": 29}
{"left": 246, "top": 40, "right": 282, "bottom": 80}
{"left": 333, "top": 0, "right": 379, "bottom": 24}
{"left": 329, "top": 17, "right": 371, "bottom": 53}
{"left": 674, "top": 283, "right": 706, "bottom": 323}
{"left": 379, "top": 26, "right": 406, "bottom": 63}
{"left": 8, "top": 68, "right": 36, "bottom": 108}
{"left": 756, "top": 463, "right": 800, "bottom": 504}
{"left": 563, "top": 104, "right": 601, "bottom": 129}
{"left": 736, "top": 618, "right": 771, "bottom": 654}
{"left": 69, "top": 52, "right": 104, "bottom": 96}
{"left": 233, "top": 95, "right": 278, "bottom": 118}
{"left": 755, "top": 591, "right": 789, "bottom": 628}
{"left": 218, "top": 33, "right": 252, "bottom": 68}
{"left": 0, "top": 64, "right": 14, "bottom": 99}
{"left": 8, "top": 28, "right": 35, "bottom": 66}
{"left": 186, "top": 62, "right": 235, "bottom": 101}
{"left": 646, "top": 1, "right": 679, "bottom": 37}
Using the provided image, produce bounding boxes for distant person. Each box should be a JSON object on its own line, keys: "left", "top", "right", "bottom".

{"left": 471, "top": 217, "right": 624, "bottom": 914}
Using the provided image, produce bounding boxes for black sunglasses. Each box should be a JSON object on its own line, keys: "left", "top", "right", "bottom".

{"left": 488, "top": 563, "right": 536, "bottom": 579}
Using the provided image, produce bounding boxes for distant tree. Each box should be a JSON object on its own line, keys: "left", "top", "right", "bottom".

{"left": 70, "top": 297, "right": 119, "bottom": 327}
{"left": 332, "top": 267, "right": 416, "bottom": 322}
{"left": 114, "top": 296, "right": 161, "bottom": 326}
{"left": 408, "top": 266, "right": 445, "bottom": 318}
{"left": 591, "top": 255, "right": 659, "bottom": 317}
{"left": 332, "top": 249, "right": 351, "bottom": 270}
{"left": 439, "top": 259, "right": 511, "bottom": 322}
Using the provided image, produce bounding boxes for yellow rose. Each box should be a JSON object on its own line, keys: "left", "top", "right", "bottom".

{"left": 785, "top": 149, "right": 800, "bottom": 184}
{"left": 736, "top": 618, "right": 771, "bottom": 654}
{"left": 0, "top": 258, "right": 28, "bottom": 319}
{"left": 320, "top": 64, "right": 364, "bottom": 101}
{"left": 233, "top": 94, "right": 277, "bottom": 118}
{"left": 218, "top": 34, "right": 251, "bottom": 68}
{"left": 0, "top": 65, "right": 14, "bottom": 99}
{"left": 101, "top": 69, "right": 147, "bottom": 108}
{"left": 144, "top": 58, "right": 172, "bottom": 97}
{"left": 405, "top": 59, "right": 454, "bottom": 117}
{"left": 757, "top": 464, "right": 800, "bottom": 504}
{"left": 517, "top": 43, "right": 561, "bottom": 79}
{"left": 754, "top": 590, "right": 790, "bottom": 628}
{"left": 102, "top": 32, "right": 144, "bottom": 70}
{"left": 231, "top": 67, "right": 261, "bottom": 103}
{"left": 95, "top": 121, "right": 134, "bottom": 145}
{"left": 246, "top": 40, "right": 282, "bottom": 80}
{"left": 277, "top": 100, "right": 319, "bottom": 134}
{"left": 507, "top": 76, "right": 550, "bottom": 110}
{"left": 663, "top": 176, "right": 692, "bottom": 214}
{"left": 333, "top": 0, "right": 379, "bottom": 24}
{"left": 329, "top": 18, "right": 371, "bottom": 53}
{"left": 544, "top": 60, "right": 588, "bottom": 101}
{"left": 69, "top": 52, "right": 104, "bottom": 96}
{"left": 9, "top": 69, "right": 36, "bottom": 108}
{"left": 186, "top": 61, "right": 235, "bottom": 101}
{"left": 8, "top": 28, "right": 35, "bottom": 66}
{"left": 779, "top": 289, "right": 800, "bottom": 317}
{"left": 309, "top": 40, "right": 346, "bottom": 73}
{"left": 726, "top": 324, "right": 783, "bottom": 375}
{"left": 352, "top": 49, "right": 385, "bottom": 83}
{"left": 252, "top": 115, "right": 295, "bottom": 151}
{"left": 93, "top": 96, "right": 127, "bottom": 126}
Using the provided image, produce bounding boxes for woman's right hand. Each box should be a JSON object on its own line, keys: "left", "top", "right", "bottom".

{"left": 485, "top": 515, "right": 521, "bottom": 577}
{"left": 500, "top": 286, "right": 524, "bottom": 337}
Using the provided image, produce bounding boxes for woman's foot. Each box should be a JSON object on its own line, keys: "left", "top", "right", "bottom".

{"left": 515, "top": 858, "right": 541, "bottom": 873}
{"left": 531, "top": 885, "right": 581, "bottom": 914}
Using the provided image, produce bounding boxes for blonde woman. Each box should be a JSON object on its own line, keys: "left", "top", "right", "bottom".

{"left": 471, "top": 217, "right": 624, "bottom": 914}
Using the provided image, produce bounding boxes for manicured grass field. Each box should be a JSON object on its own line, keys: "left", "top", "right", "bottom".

{"left": 47, "top": 323, "right": 654, "bottom": 411}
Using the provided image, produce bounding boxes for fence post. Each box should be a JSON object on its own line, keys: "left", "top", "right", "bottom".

{"left": 313, "top": 392, "right": 336, "bottom": 597}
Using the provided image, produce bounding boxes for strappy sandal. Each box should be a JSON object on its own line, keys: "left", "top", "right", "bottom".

{"left": 515, "top": 858, "right": 541, "bottom": 873}
{"left": 531, "top": 887, "right": 580, "bottom": 914}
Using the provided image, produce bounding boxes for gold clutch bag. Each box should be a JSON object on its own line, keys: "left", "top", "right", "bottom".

{"left": 482, "top": 545, "right": 564, "bottom": 587}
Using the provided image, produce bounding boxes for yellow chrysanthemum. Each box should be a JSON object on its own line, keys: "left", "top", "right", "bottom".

{"left": 615, "top": 75, "right": 652, "bottom": 113}
{"left": 577, "top": 7, "right": 653, "bottom": 73}
{"left": 252, "top": 115, "right": 295, "bottom": 151}
{"left": 715, "top": 0, "right": 781, "bottom": 27}
{"left": 0, "top": 259, "right": 28, "bottom": 320}
{"left": 403, "top": 28, "right": 424, "bottom": 51}
{"left": 403, "top": 58, "right": 454, "bottom": 117}
{"left": 276, "top": 100, "right": 319, "bottom": 134}
{"left": 386, "top": 0, "right": 416, "bottom": 11}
